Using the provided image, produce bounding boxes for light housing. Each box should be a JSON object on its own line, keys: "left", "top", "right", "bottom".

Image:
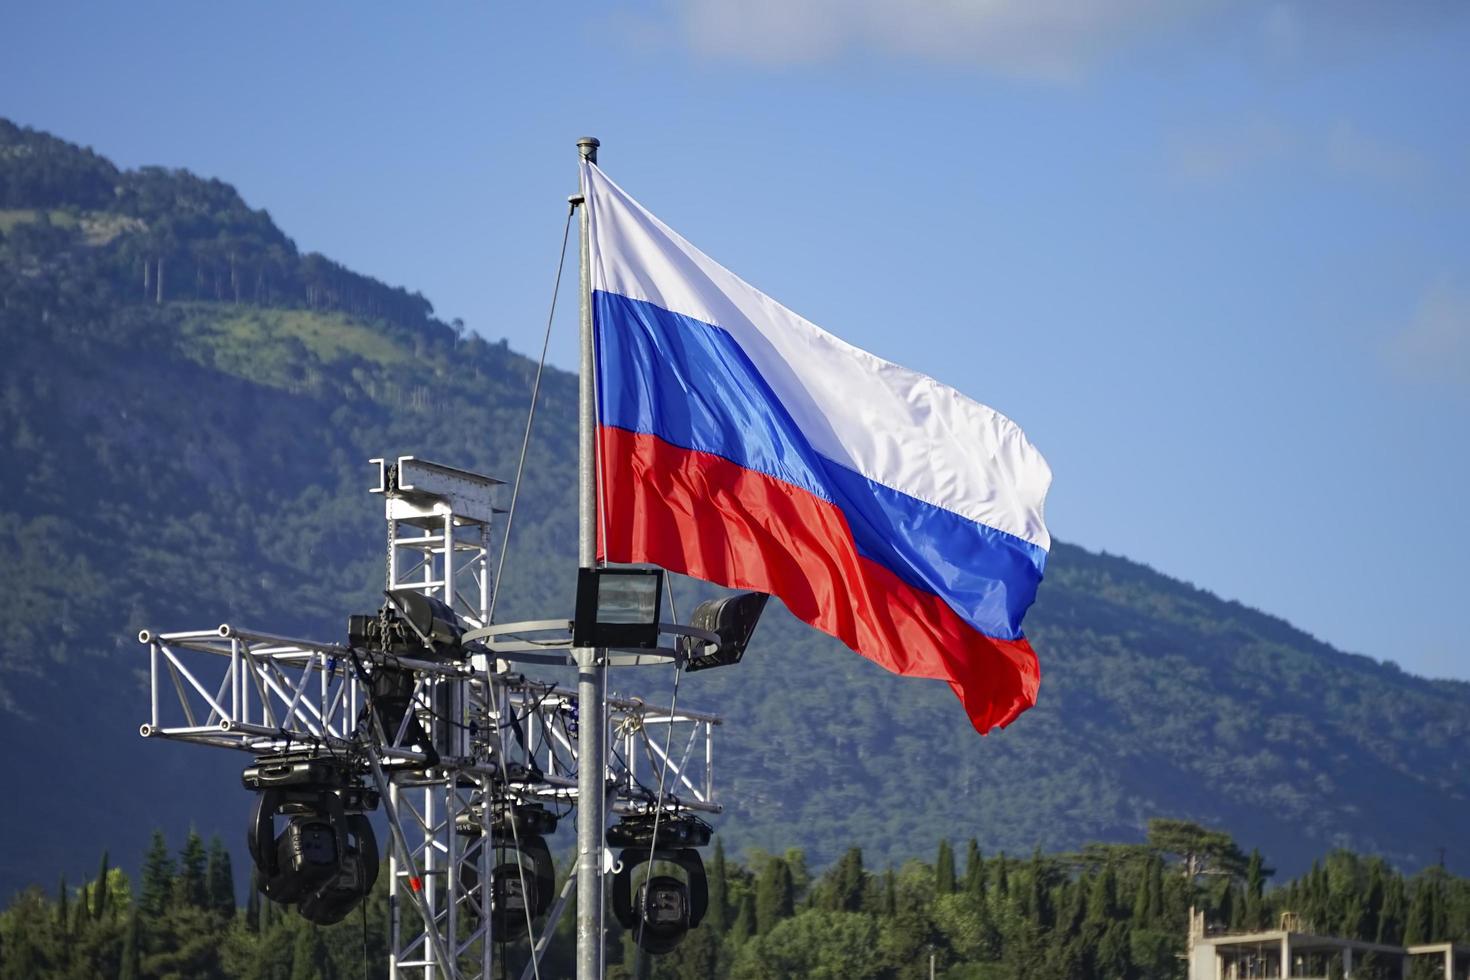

{"left": 573, "top": 567, "right": 663, "bottom": 649}
{"left": 610, "top": 846, "right": 709, "bottom": 955}
{"left": 681, "top": 592, "right": 769, "bottom": 672}
{"left": 245, "top": 765, "right": 380, "bottom": 926}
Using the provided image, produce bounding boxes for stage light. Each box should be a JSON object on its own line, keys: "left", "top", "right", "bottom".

{"left": 243, "top": 755, "right": 380, "bottom": 925}
{"left": 573, "top": 567, "right": 663, "bottom": 649}
{"left": 457, "top": 804, "right": 558, "bottom": 939}
{"left": 611, "top": 846, "right": 709, "bottom": 955}
{"left": 681, "top": 592, "right": 769, "bottom": 671}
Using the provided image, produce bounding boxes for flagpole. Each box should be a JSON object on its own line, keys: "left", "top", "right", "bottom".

{"left": 574, "top": 134, "right": 606, "bottom": 980}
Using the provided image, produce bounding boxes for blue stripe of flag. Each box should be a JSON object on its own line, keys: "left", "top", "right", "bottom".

{"left": 594, "top": 290, "right": 1046, "bottom": 642}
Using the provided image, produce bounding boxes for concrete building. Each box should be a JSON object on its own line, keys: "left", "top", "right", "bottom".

{"left": 1187, "top": 912, "right": 1470, "bottom": 979}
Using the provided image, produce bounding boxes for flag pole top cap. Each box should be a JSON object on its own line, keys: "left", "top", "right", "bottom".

{"left": 577, "top": 137, "right": 600, "bottom": 162}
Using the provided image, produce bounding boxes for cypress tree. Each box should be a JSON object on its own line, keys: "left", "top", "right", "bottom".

{"left": 1362, "top": 862, "right": 1386, "bottom": 942}
{"left": 140, "top": 829, "right": 175, "bottom": 917}
{"left": 206, "top": 836, "right": 236, "bottom": 918}
{"left": 56, "top": 874, "right": 69, "bottom": 931}
{"left": 119, "top": 907, "right": 141, "bottom": 980}
{"left": 784, "top": 848, "right": 810, "bottom": 901}
{"left": 963, "top": 839, "right": 985, "bottom": 900}
{"left": 728, "top": 893, "right": 755, "bottom": 944}
{"left": 1088, "top": 866, "right": 1118, "bottom": 924}
{"left": 706, "top": 839, "right": 729, "bottom": 933}
{"left": 830, "top": 847, "right": 866, "bottom": 913}
{"left": 1244, "top": 849, "right": 1266, "bottom": 930}
{"left": 754, "top": 857, "right": 794, "bottom": 934}
{"left": 176, "top": 829, "right": 208, "bottom": 909}
{"left": 246, "top": 871, "right": 262, "bottom": 933}
{"left": 881, "top": 866, "right": 897, "bottom": 917}
{"left": 93, "top": 851, "right": 110, "bottom": 921}
{"left": 1026, "top": 847, "right": 1053, "bottom": 930}
{"left": 1404, "top": 874, "right": 1439, "bottom": 945}
{"left": 935, "top": 839, "right": 956, "bottom": 895}
{"left": 1378, "top": 875, "right": 1406, "bottom": 945}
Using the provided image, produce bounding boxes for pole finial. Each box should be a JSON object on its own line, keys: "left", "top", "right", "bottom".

{"left": 576, "top": 136, "right": 600, "bottom": 163}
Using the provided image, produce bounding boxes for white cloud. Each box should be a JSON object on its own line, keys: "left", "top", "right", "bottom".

{"left": 1326, "top": 122, "right": 1431, "bottom": 184}
{"left": 659, "top": 0, "right": 1223, "bottom": 80}
{"left": 1388, "top": 284, "right": 1470, "bottom": 388}
{"left": 1167, "top": 117, "right": 1295, "bottom": 183}
{"left": 1166, "top": 117, "right": 1431, "bottom": 186}
{"left": 631, "top": 0, "right": 1466, "bottom": 81}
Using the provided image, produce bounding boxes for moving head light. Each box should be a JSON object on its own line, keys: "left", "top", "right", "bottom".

{"left": 457, "top": 803, "right": 559, "bottom": 939}
{"left": 609, "top": 814, "right": 713, "bottom": 954}
{"left": 611, "top": 846, "right": 709, "bottom": 955}
{"left": 243, "top": 754, "right": 380, "bottom": 925}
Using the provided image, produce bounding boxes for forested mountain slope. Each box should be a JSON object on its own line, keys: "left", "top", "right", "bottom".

{"left": 2, "top": 119, "right": 1465, "bottom": 896}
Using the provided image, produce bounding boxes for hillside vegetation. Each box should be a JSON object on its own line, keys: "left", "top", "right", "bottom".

{"left": 5, "top": 822, "right": 1470, "bottom": 980}
{"left": 1, "top": 119, "right": 1466, "bottom": 899}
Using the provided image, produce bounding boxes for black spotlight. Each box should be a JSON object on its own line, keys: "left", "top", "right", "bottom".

{"left": 457, "top": 803, "right": 558, "bottom": 939}
{"left": 243, "top": 755, "right": 380, "bottom": 925}
{"left": 680, "top": 591, "right": 769, "bottom": 672}
{"left": 611, "top": 846, "right": 709, "bottom": 955}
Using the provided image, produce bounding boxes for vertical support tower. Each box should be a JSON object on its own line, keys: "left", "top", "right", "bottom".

{"left": 373, "top": 456, "right": 500, "bottom": 980}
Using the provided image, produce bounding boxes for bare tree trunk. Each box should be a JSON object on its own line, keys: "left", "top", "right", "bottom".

{"left": 155, "top": 257, "right": 164, "bottom": 304}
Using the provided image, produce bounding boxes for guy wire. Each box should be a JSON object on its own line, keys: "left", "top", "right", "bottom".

{"left": 488, "top": 202, "right": 575, "bottom": 625}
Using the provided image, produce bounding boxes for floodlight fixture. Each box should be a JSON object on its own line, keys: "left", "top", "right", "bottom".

{"left": 680, "top": 591, "right": 769, "bottom": 671}
{"left": 573, "top": 567, "right": 663, "bottom": 649}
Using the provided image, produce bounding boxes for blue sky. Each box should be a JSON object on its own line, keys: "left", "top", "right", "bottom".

{"left": 4, "top": 2, "right": 1467, "bottom": 680}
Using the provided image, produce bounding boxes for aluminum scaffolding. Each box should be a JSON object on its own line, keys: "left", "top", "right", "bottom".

{"left": 138, "top": 454, "right": 724, "bottom": 980}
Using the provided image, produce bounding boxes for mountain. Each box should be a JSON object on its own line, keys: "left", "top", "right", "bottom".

{"left": 2, "top": 119, "right": 1466, "bottom": 898}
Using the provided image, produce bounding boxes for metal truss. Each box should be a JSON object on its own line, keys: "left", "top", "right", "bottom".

{"left": 137, "top": 455, "right": 724, "bottom": 980}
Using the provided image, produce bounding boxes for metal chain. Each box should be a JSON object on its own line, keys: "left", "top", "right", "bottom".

{"left": 385, "top": 469, "right": 397, "bottom": 592}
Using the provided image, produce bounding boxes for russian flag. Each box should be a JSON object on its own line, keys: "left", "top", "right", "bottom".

{"left": 584, "top": 161, "right": 1052, "bottom": 733}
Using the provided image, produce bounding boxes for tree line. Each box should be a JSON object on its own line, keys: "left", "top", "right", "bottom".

{"left": 3, "top": 819, "right": 1467, "bottom": 980}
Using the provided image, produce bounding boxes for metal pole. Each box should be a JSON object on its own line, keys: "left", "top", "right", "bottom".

{"left": 573, "top": 134, "right": 605, "bottom": 980}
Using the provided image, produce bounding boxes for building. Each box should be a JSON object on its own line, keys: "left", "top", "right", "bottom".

{"left": 1187, "top": 911, "right": 1470, "bottom": 979}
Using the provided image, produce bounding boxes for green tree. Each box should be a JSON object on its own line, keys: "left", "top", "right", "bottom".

{"left": 290, "top": 924, "right": 332, "bottom": 980}
{"left": 754, "top": 857, "right": 795, "bottom": 935}
{"left": 962, "top": 839, "right": 985, "bottom": 901}
{"left": 140, "top": 829, "right": 175, "bottom": 917}
{"left": 824, "top": 847, "right": 866, "bottom": 913}
{"left": 0, "top": 888, "right": 59, "bottom": 980}
{"left": 935, "top": 839, "right": 956, "bottom": 896}
{"left": 176, "top": 829, "right": 209, "bottom": 909}
{"left": 1244, "top": 848, "right": 1269, "bottom": 930}
{"left": 706, "top": 838, "right": 729, "bottom": 934}
{"left": 92, "top": 851, "right": 111, "bottom": 921}
{"left": 246, "top": 869, "right": 262, "bottom": 933}
{"left": 728, "top": 892, "right": 755, "bottom": 945}
{"left": 118, "top": 907, "right": 141, "bottom": 980}
{"left": 206, "top": 836, "right": 236, "bottom": 919}
{"left": 734, "top": 909, "right": 882, "bottom": 980}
